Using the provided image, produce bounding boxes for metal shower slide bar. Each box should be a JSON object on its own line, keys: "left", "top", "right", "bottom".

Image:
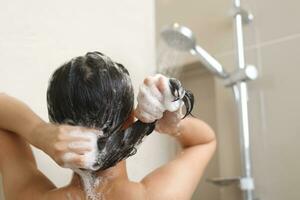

{"left": 160, "top": 1, "right": 258, "bottom": 200}
{"left": 209, "top": 2, "right": 256, "bottom": 200}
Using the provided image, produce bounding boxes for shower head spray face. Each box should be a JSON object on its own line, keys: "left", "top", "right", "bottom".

{"left": 161, "top": 23, "right": 197, "bottom": 51}
{"left": 160, "top": 23, "right": 229, "bottom": 79}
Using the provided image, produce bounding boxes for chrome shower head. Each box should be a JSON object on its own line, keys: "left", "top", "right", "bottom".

{"left": 160, "top": 23, "right": 229, "bottom": 79}
{"left": 161, "top": 23, "right": 196, "bottom": 51}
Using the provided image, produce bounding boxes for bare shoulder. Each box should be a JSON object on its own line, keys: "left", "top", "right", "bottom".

{"left": 0, "top": 129, "right": 56, "bottom": 200}
{"left": 43, "top": 180, "right": 146, "bottom": 200}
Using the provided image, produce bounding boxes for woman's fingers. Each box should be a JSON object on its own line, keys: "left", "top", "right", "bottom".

{"left": 137, "top": 88, "right": 164, "bottom": 114}
{"left": 51, "top": 125, "right": 101, "bottom": 169}
{"left": 143, "top": 76, "right": 154, "bottom": 86}
{"left": 66, "top": 136, "right": 92, "bottom": 142}
{"left": 61, "top": 153, "right": 86, "bottom": 168}
{"left": 135, "top": 108, "right": 156, "bottom": 123}
{"left": 156, "top": 76, "right": 168, "bottom": 94}
{"left": 67, "top": 130, "right": 94, "bottom": 141}
{"left": 137, "top": 74, "right": 184, "bottom": 126}
{"left": 137, "top": 103, "right": 163, "bottom": 120}
{"left": 56, "top": 130, "right": 97, "bottom": 155}
{"left": 55, "top": 141, "right": 92, "bottom": 155}
{"left": 136, "top": 87, "right": 164, "bottom": 122}
{"left": 138, "top": 83, "right": 163, "bottom": 104}
{"left": 68, "top": 142, "right": 93, "bottom": 154}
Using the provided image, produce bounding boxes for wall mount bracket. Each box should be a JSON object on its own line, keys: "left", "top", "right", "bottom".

{"left": 233, "top": 7, "right": 254, "bottom": 24}
{"left": 224, "top": 65, "right": 258, "bottom": 87}
{"left": 207, "top": 176, "right": 255, "bottom": 191}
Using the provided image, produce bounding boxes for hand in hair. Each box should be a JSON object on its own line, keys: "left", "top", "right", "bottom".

{"left": 32, "top": 122, "right": 100, "bottom": 169}
{"left": 135, "top": 74, "right": 193, "bottom": 135}
{"left": 0, "top": 93, "right": 100, "bottom": 169}
{"left": 155, "top": 110, "right": 183, "bottom": 136}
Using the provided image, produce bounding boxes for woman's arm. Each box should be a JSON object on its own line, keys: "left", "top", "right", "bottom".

{"left": 0, "top": 93, "right": 44, "bottom": 145}
{"left": 0, "top": 93, "right": 97, "bottom": 169}
{"left": 175, "top": 116, "right": 216, "bottom": 148}
{"left": 141, "top": 117, "right": 216, "bottom": 200}
{"left": 135, "top": 75, "right": 217, "bottom": 200}
{"left": 0, "top": 93, "right": 102, "bottom": 199}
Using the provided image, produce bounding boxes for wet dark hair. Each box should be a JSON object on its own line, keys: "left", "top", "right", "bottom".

{"left": 47, "top": 51, "right": 194, "bottom": 171}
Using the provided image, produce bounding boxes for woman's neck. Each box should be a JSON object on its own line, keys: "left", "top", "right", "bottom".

{"left": 70, "top": 160, "right": 128, "bottom": 188}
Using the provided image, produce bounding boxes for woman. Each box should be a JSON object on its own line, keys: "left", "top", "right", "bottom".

{"left": 0, "top": 52, "right": 216, "bottom": 200}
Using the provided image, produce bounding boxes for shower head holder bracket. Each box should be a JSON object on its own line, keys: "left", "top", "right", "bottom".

{"left": 223, "top": 65, "right": 258, "bottom": 87}
{"left": 233, "top": 7, "right": 254, "bottom": 24}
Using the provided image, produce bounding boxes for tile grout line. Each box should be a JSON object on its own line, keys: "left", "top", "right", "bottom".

{"left": 255, "top": 33, "right": 300, "bottom": 48}
{"left": 215, "top": 33, "right": 300, "bottom": 58}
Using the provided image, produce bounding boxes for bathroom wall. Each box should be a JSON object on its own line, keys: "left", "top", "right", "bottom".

{"left": 0, "top": 0, "right": 174, "bottom": 196}
{"left": 214, "top": 0, "right": 300, "bottom": 199}
{"left": 156, "top": 0, "right": 300, "bottom": 200}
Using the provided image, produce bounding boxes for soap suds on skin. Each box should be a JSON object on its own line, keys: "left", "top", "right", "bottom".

{"left": 137, "top": 74, "right": 184, "bottom": 123}
{"left": 74, "top": 169, "right": 103, "bottom": 200}
{"left": 73, "top": 167, "right": 116, "bottom": 200}
{"left": 61, "top": 129, "right": 113, "bottom": 200}
{"left": 61, "top": 130, "right": 103, "bottom": 171}
{"left": 82, "top": 134, "right": 99, "bottom": 171}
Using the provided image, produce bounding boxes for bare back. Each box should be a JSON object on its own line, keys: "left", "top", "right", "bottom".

{"left": 0, "top": 116, "right": 216, "bottom": 200}
{"left": 0, "top": 128, "right": 147, "bottom": 200}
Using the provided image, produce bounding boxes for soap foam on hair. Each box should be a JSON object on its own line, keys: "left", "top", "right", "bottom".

{"left": 161, "top": 77, "right": 184, "bottom": 112}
